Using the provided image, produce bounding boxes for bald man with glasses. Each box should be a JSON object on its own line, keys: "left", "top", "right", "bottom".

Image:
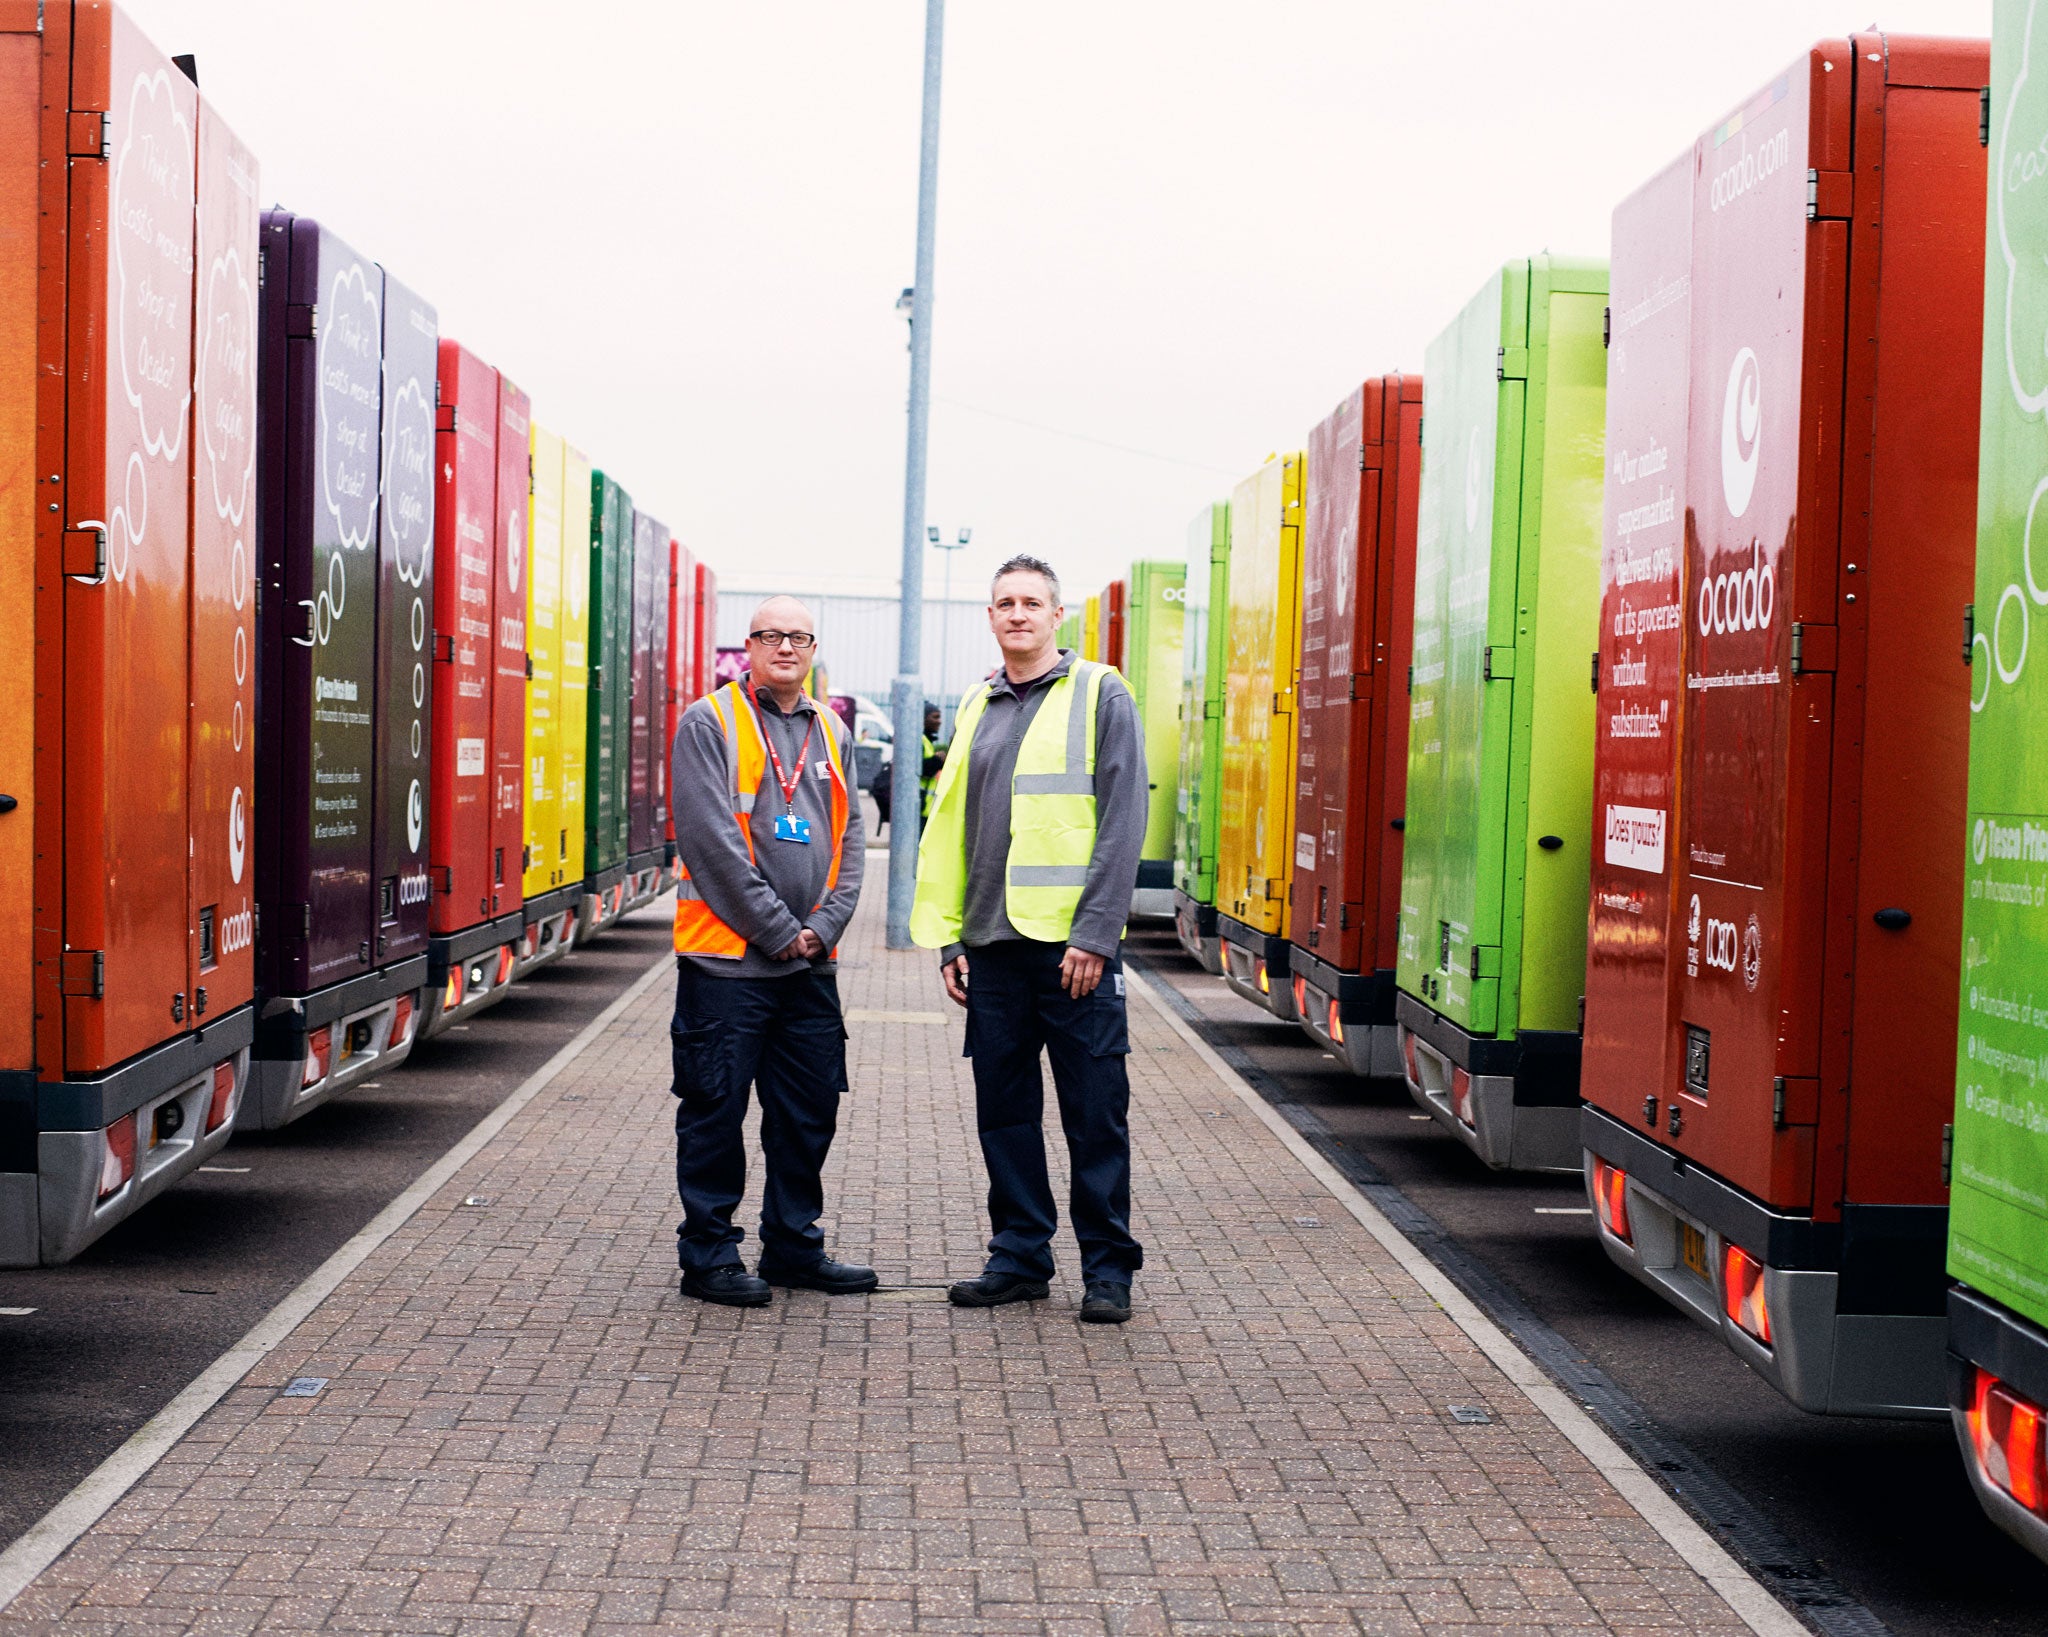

{"left": 668, "top": 597, "right": 871, "bottom": 1306}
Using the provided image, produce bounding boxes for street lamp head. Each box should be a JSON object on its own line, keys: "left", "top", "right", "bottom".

{"left": 926, "top": 525, "right": 940, "bottom": 544}
{"left": 958, "top": 526, "right": 972, "bottom": 545}
{"left": 896, "top": 287, "right": 915, "bottom": 319}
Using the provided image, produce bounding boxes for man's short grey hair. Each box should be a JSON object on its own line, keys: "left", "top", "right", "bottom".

{"left": 990, "top": 554, "right": 1061, "bottom": 606}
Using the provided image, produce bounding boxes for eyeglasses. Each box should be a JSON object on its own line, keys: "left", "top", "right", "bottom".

{"left": 748, "top": 630, "right": 816, "bottom": 651}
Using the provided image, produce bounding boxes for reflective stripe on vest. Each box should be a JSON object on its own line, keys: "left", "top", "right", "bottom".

{"left": 673, "top": 681, "right": 849, "bottom": 958}
{"left": 909, "top": 659, "right": 1111, "bottom": 948}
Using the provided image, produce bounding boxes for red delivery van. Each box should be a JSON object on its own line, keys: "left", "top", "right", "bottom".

{"left": 1581, "top": 34, "right": 1986, "bottom": 1416}
{"left": 1, "top": 6, "right": 260, "bottom": 1262}
{"left": 419, "top": 341, "right": 528, "bottom": 1038}
{"left": 1290, "top": 375, "right": 1422, "bottom": 1078}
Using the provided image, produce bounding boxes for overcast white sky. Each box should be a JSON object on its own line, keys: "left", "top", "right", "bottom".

{"left": 127, "top": 0, "right": 1992, "bottom": 604}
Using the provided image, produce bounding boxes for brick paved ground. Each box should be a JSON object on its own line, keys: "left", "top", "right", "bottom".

{"left": 2, "top": 878, "right": 1755, "bottom": 1635}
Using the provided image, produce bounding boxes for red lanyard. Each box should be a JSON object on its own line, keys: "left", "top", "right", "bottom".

{"left": 746, "top": 683, "right": 815, "bottom": 813}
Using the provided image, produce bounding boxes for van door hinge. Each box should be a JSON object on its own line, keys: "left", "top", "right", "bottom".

{"left": 1602, "top": 306, "right": 1612, "bottom": 349}
{"left": 286, "top": 302, "right": 318, "bottom": 339}
{"left": 1981, "top": 87, "right": 1992, "bottom": 147}
{"left": 1942, "top": 1122, "right": 1955, "bottom": 1184}
{"left": 1964, "top": 603, "right": 1976, "bottom": 664}
{"left": 66, "top": 110, "right": 109, "bottom": 159}
{"left": 1350, "top": 672, "right": 1368, "bottom": 701}
{"left": 59, "top": 949, "right": 104, "bottom": 998}
{"left": 436, "top": 404, "right": 458, "bottom": 434}
{"left": 61, "top": 525, "right": 106, "bottom": 580}
{"left": 1806, "top": 168, "right": 1852, "bottom": 221}
{"left": 1468, "top": 943, "right": 1500, "bottom": 980}
{"left": 1497, "top": 346, "right": 1529, "bottom": 381}
{"left": 1590, "top": 651, "right": 1600, "bottom": 692}
{"left": 1483, "top": 645, "right": 1516, "bottom": 680}
{"left": 1789, "top": 622, "right": 1836, "bottom": 675}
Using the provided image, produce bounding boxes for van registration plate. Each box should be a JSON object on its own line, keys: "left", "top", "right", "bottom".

{"left": 1679, "top": 1221, "right": 1710, "bottom": 1283}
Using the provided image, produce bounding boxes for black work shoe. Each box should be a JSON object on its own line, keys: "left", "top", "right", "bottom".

{"left": 1079, "top": 1280, "right": 1133, "bottom": 1324}
{"left": 947, "top": 1271, "right": 1051, "bottom": 1307}
{"left": 680, "top": 1265, "right": 772, "bottom": 1307}
{"left": 758, "top": 1256, "right": 879, "bottom": 1294}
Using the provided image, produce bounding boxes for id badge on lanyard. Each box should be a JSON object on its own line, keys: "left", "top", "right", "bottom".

{"left": 750, "top": 683, "right": 816, "bottom": 844}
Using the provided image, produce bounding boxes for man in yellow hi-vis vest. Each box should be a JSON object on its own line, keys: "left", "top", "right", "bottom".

{"left": 912, "top": 555, "right": 1149, "bottom": 1324}
{"left": 669, "top": 596, "right": 871, "bottom": 1307}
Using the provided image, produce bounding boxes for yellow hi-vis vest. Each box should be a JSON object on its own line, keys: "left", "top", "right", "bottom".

{"left": 674, "top": 681, "right": 850, "bottom": 959}
{"left": 910, "top": 659, "right": 1112, "bottom": 948}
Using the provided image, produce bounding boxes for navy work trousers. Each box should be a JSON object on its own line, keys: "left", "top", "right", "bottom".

{"left": 963, "top": 938, "right": 1144, "bottom": 1284}
{"left": 670, "top": 961, "right": 847, "bottom": 1274}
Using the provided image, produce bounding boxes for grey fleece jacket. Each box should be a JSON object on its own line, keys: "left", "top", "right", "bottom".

{"left": 670, "top": 678, "right": 864, "bottom": 978}
{"left": 943, "top": 649, "right": 1147, "bottom": 962}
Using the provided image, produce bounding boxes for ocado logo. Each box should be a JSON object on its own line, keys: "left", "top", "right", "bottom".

{"left": 406, "top": 777, "right": 424, "bottom": 853}
{"left": 1721, "top": 348, "right": 1761, "bottom": 518}
{"left": 1697, "top": 540, "right": 1775, "bottom": 636}
{"left": 228, "top": 786, "right": 245, "bottom": 885}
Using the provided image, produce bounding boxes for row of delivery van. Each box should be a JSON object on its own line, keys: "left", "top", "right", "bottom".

{"left": 0, "top": 4, "right": 719, "bottom": 1269}
{"left": 1076, "top": 13, "right": 2048, "bottom": 1568}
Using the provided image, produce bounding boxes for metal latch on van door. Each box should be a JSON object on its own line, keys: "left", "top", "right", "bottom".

{"left": 61, "top": 525, "right": 105, "bottom": 581}
{"left": 66, "top": 111, "right": 109, "bottom": 159}
{"left": 1497, "top": 346, "right": 1528, "bottom": 381}
{"left": 60, "top": 950, "right": 104, "bottom": 999}
{"left": 1806, "top": 168, "right": 1852, "bottom": 221}
{"left": 1789, "top": 623, "right": 1836, "bottom": 675}
{"left": 1483, "top": 646, "right": 1515, "bottom": 680}
{"left": 286, "top": 303, "right": 318, "bottom": 339}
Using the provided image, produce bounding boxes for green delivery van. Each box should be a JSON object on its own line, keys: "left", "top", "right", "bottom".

{"left": 1395, "top": 255, "right": 1607, "bottom": 1172}
{"left": 1173, "top": 502, "right": 1230, "bottom": 972}
{"left": 1124, "top": 558, "right": 1186, "bottom": 918}
{"left": 1950, "top": 0, "right": 2048, "bottom": 1565}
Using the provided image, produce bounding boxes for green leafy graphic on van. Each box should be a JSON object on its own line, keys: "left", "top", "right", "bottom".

{"left": 1954, "top": 0, "right": 2048, "bottom": 1326}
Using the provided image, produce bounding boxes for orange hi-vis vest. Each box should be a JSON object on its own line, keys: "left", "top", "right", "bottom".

{"left": 673, "top": 681, "right": 851, "bottom": 960}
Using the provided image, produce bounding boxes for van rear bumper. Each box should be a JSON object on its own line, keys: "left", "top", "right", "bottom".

{"left": 1219, "top": 913, "right": 1298, "bottom": 1023}
{"left": 1581, "top": 1104, "right": 1947, "bottom": 1418}
{"left": 1173, "top": 891, "right": 1221, "bottom": 974}
{"left": 1395, "top": 992, "right": 1579, "bottom": 1171}
{"left": 1949, "top": 1285, "right": 2048, "bottom": 1565}
{"left": 1289, "top": 949, "right": 1399, "bottom": 1077}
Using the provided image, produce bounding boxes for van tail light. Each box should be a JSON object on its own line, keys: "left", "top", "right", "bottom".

{"left": 390, "top": 993, "right": 415, "bottom": 1046}
{"left": 1292, "top": 975, "right": 1307, "bottom": 1017}
{"left": 444, "top": 966, "right": 464, "bottom": 1011}
{"left": 525, "top": 923, "right": 541, "bottom": 957}
{"left": 1591, "top": 1157, "right": 1631, "bottom": 1244}
{"left": 302, "top": 1027, "right": 332, "bottom": 1090}
{"left": 1722, "top": 1242, "right": 1772, "bottom": 1346}
{"left": 1328, "top": 1000, "right": 1344, "bottom": 1045}
{"left": 1450, "top": 1065, "right": 1474, "bottom": 1128}
{"left": 1970, "top": 1369, "right": 2048, "bottom": 1515}
{"left": 1400, "top": 1029, "right": 1419, "bottom": 1088}
{"left": 97, "top": 1116, "right": 136, "bottom": 1201}
{"left": 495, "top": 944, "right": 516, "bottom": 986}
{"left": 205, "top": 1063, "right": 236, "bottom": 1134}
{"left": 1256, "top": 960, "right": 1270, "bottom": 996}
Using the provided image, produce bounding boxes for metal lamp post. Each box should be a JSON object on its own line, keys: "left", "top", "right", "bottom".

{"left": 887, "top": 0, "right": 945, "bottom": 949}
